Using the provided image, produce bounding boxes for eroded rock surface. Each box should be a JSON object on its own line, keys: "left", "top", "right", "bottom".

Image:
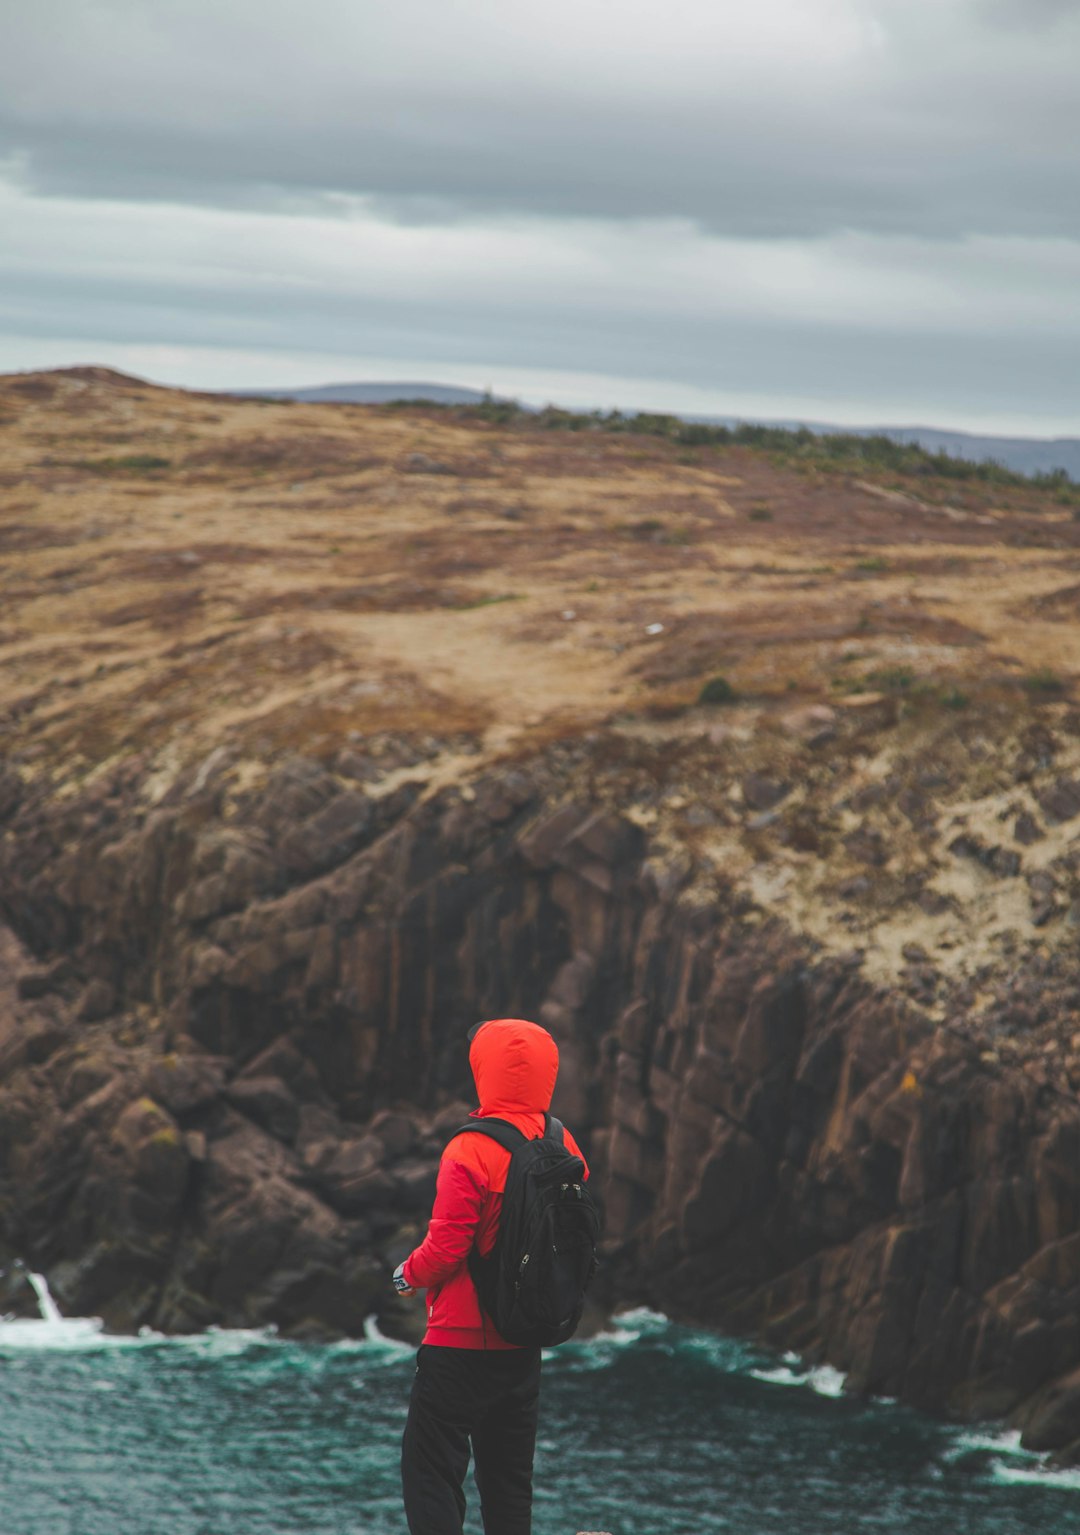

{"left": 3, "top": 739, "right": 1080, "bottom": 1460}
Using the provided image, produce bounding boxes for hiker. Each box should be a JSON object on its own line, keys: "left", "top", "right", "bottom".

{"left": 394, "top": 1016, "right": 597, "bottom": 1535}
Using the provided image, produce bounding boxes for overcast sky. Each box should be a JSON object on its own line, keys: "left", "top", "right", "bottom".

{"left": 2, "top": 0, "right": 1078, "bottom": 432}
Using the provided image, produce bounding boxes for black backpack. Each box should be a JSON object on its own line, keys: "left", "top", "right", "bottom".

{"left": 454, "top": 1113, "right": 601, "bottom": 1347}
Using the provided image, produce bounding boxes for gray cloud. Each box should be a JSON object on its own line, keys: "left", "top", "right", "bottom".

{"left": 1, "top": 1, "right": 1077, "bottom": 434}
{"left": 978, "top": 0, "right": 1080, "bottom": 28}
{"left": 2, "top": 1, "right": 1078, "bottom": 238}
{"left": 3, "top": 216, "right": 1076, "bottom": 427}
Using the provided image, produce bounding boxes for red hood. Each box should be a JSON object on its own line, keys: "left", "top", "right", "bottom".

{"left": 469, "top": 1018, "right": 558, "bottom": 1117}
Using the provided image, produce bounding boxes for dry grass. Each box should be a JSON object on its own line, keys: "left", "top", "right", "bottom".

{"left": 2, "top": 364, "right": 1079, "bottom": 794}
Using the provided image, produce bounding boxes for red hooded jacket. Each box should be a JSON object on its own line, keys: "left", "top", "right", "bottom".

{"left": 402, "top": 1017, "right": 589, "bottom": 1349}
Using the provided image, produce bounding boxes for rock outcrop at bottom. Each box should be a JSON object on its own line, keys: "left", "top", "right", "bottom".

{"left": 3, "top": 752, "right": 1080, "bottom": 1460}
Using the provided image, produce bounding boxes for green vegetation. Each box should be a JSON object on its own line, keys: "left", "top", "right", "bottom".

{"left": 415, "top": 398, "right": 1080, "bottom": 504}
{"left": 832, "top": 665, "right": 953, "bottom": 698}
{"left": 855, "top": 556, "right": 889, "bottom": 573}
{"left": 1021, "top": 667, "right": 1066, "bottom": 695}
{"left": 830, "top": 664, "right": 971, "bottom": 710}
{"left": 79, "top": 453, "right": 171, "bottom": 474}
{"left": 619, "top": 517, "right": 697, "bottom": 545}
{"left": 452, "top": 593, "right": 520, "bottom": 611}
{"left": 698, "top": 675, "right": 738, "bottom": 705}
{"left": 869, "top": 666, "right": 917, "bottom": 692}
{"left": 748, "top": 504, "right": 773, "bottom": 521}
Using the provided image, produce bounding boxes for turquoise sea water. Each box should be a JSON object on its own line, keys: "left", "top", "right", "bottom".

{"left": 2, "top": 1288, "right": 1079, "bottom": 1535}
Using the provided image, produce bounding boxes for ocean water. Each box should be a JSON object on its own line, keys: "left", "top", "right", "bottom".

{"left": 1, "top": 1284, "right": 1079, "bottom": 1535}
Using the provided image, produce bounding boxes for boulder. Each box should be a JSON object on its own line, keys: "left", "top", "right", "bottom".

{"left": 1018, "top": 1366, "right": 1080, "bottom": 1452}
{"left": 147, "top": 1052, "right": 228, "bottom": 1117}
{"left": 226, "top": 1075, "right": 300, "bottom": 1144}
{"left": 742, "top": 774, "right": 790, "bottom": 812}
{"left": 111, "top": 1097, "right": 190, "bottom": 1208}
{"left": 1036, "top": 778, "right": 1080, "bottom": 824}
{"left": 279, "top": 790, "right": 374, "bottom": 879}
{"left": 370, "top": 1109, "right": 418, "bottom": 1160}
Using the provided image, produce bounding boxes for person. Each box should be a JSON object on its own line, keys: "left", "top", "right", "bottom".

{"left": 395, "top": 1016, "right": 590, "bottom": 1535}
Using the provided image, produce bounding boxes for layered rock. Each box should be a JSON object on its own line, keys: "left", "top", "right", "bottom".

{"left": 3, "top": 741, "right": 1080, "bottom": 1463}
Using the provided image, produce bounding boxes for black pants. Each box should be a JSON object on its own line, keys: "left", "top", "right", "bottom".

{"left": 401, "top": 1344, "right": 542, "bottom": 1535}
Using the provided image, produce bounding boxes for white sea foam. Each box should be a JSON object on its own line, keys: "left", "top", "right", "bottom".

{"left": 360, "top": 1314, "right": 415, "bottom": 1358}
{"left": 909, "top": 1416, "right": 1080, "bottom": 1494}
{"left": 0, "top": 1273, "right": 283, "bottom": 1356}
{"left": 991, "top": 1459, "right": 1080, "bottom": 1491}
{"left": 542, "top": 1307, "right": 674, "bottom": 1368}
{"left": 806, "top": 1365, "right": 847, "bottom": 1397}
{"left": 942, "top": 1427, "right": 1027, "bottom": 1461}
{"left": 749, "top": 1360, "right": 848, "bottom": 1397}
{"left": 177, "top": 1325, "right": 278, "bottom": 1358}
{"left": 0, "top": 1272, "right": 108, "bottom": 1351}
{"left": 611, "top": 1306, "right": 670, "bottom": 1330}
{"left": 27, "top": 1271, "right": 62, "bottom": 1322}
{"left": 673, "top": 1331, "right": 759, "bottom": 1374}
{"left": 750, "top": 1365, "right": 803, "bottom": 1386}
{"left": 1, "top": 1272, "right": 412, "bottom": 1362}
{"left": 0, "top": 1312, "right": 110, "bottom": 1351}
{"left": 572, "top": 1307, "right": 671, "bottom": 1350}
{"left": 0, "top": 1313, "right": 280, "bottom": 1356}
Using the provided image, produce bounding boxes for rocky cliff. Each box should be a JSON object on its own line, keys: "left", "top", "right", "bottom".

{"left": 4, "top": 726, "right": 1080, "bottom": 1458}
{"left": 4, "top": 367, "right": 1080, "bottom": 1460}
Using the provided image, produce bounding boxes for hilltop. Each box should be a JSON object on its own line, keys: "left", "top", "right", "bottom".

{"left": 231, "top": 376, "right": 1080, "bottom": 479}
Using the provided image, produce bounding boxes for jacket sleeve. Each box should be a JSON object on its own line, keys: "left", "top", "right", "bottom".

{"left": 402, "top": 1155, "right": 486, "bottom": 1290}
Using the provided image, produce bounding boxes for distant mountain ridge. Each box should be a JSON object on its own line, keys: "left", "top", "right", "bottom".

{"left": 236, "top": 381, "right": 494, "bottom": 408}
{"left": 235, "top": 380, "right": 1080, "bottom": 479}
{"left": 693, "top": 417, "right": 1080, "bottom": 481}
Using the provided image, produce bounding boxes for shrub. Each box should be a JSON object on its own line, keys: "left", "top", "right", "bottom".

{"left": 867, "top": 666, "right": 916, "bottom": 692}
{"left": 447, "top": 398, "right": 1078, "bottom": 500}
{"left": 453, "top": 593, "right": 519, "bottom": 611}
{"left": 1022, "top": 668, "right": 1066, "bottom": 695}
{"left": 698, "top": 675, "right": 738, "bottom": 705}
{"left": 627, "top": 518, "right": 663, "bottom": 539}
{"left": 80, "top": 453, "right": 171, "bottom": 474}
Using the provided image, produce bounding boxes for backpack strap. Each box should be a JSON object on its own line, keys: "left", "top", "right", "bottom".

{"left": 451, "top": 1115, "right": 565, "bottom": 1149}
{"left": 451, "top": 1117, "right": 527, "bottom": 1155}
{"left": 545, "top": 1113, "right": 566, "bottom": 1144}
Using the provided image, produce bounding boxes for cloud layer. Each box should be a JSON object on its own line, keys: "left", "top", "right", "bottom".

{"left": 2, "top": 1, "right": 1078, "bottom": 430}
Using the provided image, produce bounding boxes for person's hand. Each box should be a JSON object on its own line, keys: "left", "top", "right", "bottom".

{"left": 392, "top": 1263, "right": 416, "bottom": 1297}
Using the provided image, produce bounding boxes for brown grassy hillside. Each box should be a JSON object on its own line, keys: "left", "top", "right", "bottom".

{"left": 5, "top": 365, "right": 1080, "bottom": 1051}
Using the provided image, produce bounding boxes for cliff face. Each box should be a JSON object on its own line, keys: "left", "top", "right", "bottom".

{"left": 5, "top": 368, "right": 1080, "bottom": 1459}
{"left": 3, "top": 739, "right": 1080, "bottom": 1459}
